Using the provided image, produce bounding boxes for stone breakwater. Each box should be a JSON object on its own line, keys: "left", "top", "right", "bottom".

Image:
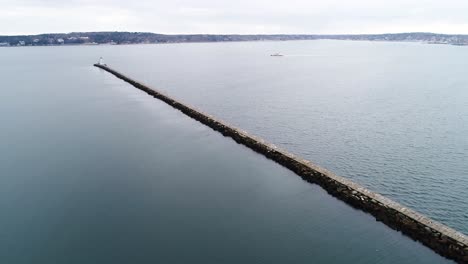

{"left": 94, "top": 63, "right": 468, "bottom": 263}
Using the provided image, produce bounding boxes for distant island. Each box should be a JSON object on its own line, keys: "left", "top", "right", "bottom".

{"left": 2, "top": 31, "right": 468, "bottom": 47}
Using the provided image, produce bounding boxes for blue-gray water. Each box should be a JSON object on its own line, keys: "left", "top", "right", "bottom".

{"left": 0, "top": 41, "right": 462, "bottom": 263}
{"left": 106, "top": 40, "right": 468, "bottom": 234}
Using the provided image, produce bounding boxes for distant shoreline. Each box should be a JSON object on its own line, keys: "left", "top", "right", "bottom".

{"left": 0, "top": 39, "right": 466, "bottom": 49}
{"left": 1, "top": 32, "right": 468, "bottom": 48}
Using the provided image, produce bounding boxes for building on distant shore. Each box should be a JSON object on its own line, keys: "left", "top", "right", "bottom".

{"left": 0, "top": 42, "right": 9, "bottom": 46}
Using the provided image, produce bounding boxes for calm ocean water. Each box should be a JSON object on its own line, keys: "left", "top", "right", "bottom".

{"left": 106, "top": 40, "right": 468, "bottom": 234}
{"left": 0, "top": 41, "right": 461, "bottom": 263}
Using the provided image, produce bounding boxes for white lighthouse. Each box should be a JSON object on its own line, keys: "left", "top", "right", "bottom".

{"left": 98, "top": 57, "right": 104, "bottom": 65}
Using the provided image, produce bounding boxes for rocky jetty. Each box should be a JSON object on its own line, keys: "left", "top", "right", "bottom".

{"left": 95, "top": 63, "right": 468, "bottom": 263}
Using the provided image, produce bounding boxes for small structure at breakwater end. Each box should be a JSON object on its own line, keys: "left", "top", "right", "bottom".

{"left": 96, "top": 57, "right": 106, "bottom": 66}
{"left": 94, "top": 63, "right": 468, "bottom": 263}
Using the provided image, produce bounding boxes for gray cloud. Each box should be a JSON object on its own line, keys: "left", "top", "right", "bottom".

{"left": 2, "top": 0, "right": 468, "bottom": 35}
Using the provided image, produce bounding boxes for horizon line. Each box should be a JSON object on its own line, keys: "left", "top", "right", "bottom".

{"left": 2, "top": 31, "right": 468, "bottom": 37}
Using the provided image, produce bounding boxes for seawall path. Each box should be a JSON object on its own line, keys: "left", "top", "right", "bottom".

{"left": 94, "top": 63, "right": 468, "bottom": 263}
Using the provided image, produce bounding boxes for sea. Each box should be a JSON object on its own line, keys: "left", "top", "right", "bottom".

{"left": 1, "top": 40, "right": 465, "bottom": 263}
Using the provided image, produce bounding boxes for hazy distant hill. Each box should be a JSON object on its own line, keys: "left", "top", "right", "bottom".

{"left": 1, "top": 32, "right": 468, "bottom": 46}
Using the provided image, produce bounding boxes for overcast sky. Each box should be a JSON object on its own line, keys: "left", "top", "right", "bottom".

{"left": 2, "top": 0, "right": 468, "bottom": 35}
